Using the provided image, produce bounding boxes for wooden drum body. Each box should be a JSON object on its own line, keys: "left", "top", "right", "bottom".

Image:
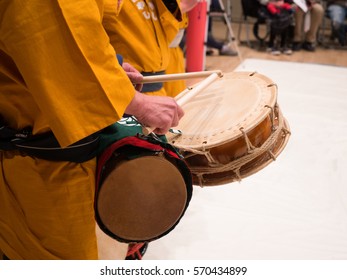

{"left": 166, "top": 72, "right": 291, "bottom": 186}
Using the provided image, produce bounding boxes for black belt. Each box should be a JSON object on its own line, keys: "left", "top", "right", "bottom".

{"left": 0, "top": 116, "right": 100, "bottom": 163}
{"left": 141, "top": 71, "right": 165, "bottom": 93}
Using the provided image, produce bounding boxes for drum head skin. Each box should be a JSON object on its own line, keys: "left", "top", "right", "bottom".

{"left": 167, "top": 72, "right": 291, "bottom": 186}
{"left": 96, "top": 156, "right": 188, "bottom": 242}
{"left": 168, "top": 72, "right": 277, "bottom": 149}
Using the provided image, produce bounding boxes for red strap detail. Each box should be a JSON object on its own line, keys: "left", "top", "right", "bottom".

{"left": 126, "top": 243, "right": 146, "bottom": 260}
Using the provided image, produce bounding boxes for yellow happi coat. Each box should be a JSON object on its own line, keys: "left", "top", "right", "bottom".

{"left": 0, "top": 0, "right": 135, "bottom": 259}
{"left": 103, "top": 0, "right": 181, "bottom": 96}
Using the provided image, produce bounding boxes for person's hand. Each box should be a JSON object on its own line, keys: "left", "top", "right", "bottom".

{"left": 124, "top": 92, "right": 184, "bottom": 135}
{"left": 122, "top": 62, "right": 143, "bottom": 91}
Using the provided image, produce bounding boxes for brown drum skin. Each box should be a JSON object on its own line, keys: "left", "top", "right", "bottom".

{"left": 95, "top": 136, "right": 193, "bottom": 243}
{"left": 97, "top": 156, "right": 188, "bottom": 242}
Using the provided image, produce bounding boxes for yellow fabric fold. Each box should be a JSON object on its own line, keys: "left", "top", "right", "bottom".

{"left": 1, "top": 0, "right": 135, "bottom": 147}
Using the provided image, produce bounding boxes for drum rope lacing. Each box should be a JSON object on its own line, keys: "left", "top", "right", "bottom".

{"left": 183, "top": 105, "right": 291, "bottom": 186}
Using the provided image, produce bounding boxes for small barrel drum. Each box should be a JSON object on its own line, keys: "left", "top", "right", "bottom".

{"left": 166, "top": 71, "right": 291, "bottom": 187}
{"left": 94, "top": 120, "right": 193, "bottom": 243}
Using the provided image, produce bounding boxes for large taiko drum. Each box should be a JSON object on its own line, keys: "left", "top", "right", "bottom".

{"left": 166, "top": 71, "right": 291, "bottom": 187}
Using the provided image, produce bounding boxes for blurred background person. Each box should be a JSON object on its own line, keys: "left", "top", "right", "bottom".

{"left": 292, "top": 0, "right": 324, "bottom": 51}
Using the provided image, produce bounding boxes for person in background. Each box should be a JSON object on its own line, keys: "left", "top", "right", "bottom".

{"left": 0, "top": 0, "right": 184, "bottom": 260}
{"left": 206, "top": 0, "right": 238, "bottom": 56}
{"left": 292, "top": 0, "right": 324, "bottom": 51}
{"left": 326, "top": 0, "right": 347, "bottom": 46}
{"left": 262, "top": 0, "right": 295, "bottom": 55}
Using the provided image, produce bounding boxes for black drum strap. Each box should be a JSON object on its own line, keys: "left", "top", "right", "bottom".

{"left": 0, "top": 115, "right": 99, "bottom": 162}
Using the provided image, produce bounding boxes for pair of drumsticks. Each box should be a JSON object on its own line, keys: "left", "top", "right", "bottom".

{"left": 142, "top": 70, "right": 224, "bottom": 135}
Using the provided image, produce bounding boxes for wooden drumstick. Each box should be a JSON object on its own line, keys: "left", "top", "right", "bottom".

{"left": 141, "top": 70, "right": 223, "bottom": 84}
{"left": 142, "top": 72, "right": 223, "bottom": 135}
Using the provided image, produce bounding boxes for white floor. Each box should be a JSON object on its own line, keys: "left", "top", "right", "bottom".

{"left": 144, "top": 59, "right": 347, "bottom": 260}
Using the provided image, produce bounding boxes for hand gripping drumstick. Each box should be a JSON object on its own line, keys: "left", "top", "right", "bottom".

{"left": 142, "top": 70, "right": 224, "bottom": 135}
